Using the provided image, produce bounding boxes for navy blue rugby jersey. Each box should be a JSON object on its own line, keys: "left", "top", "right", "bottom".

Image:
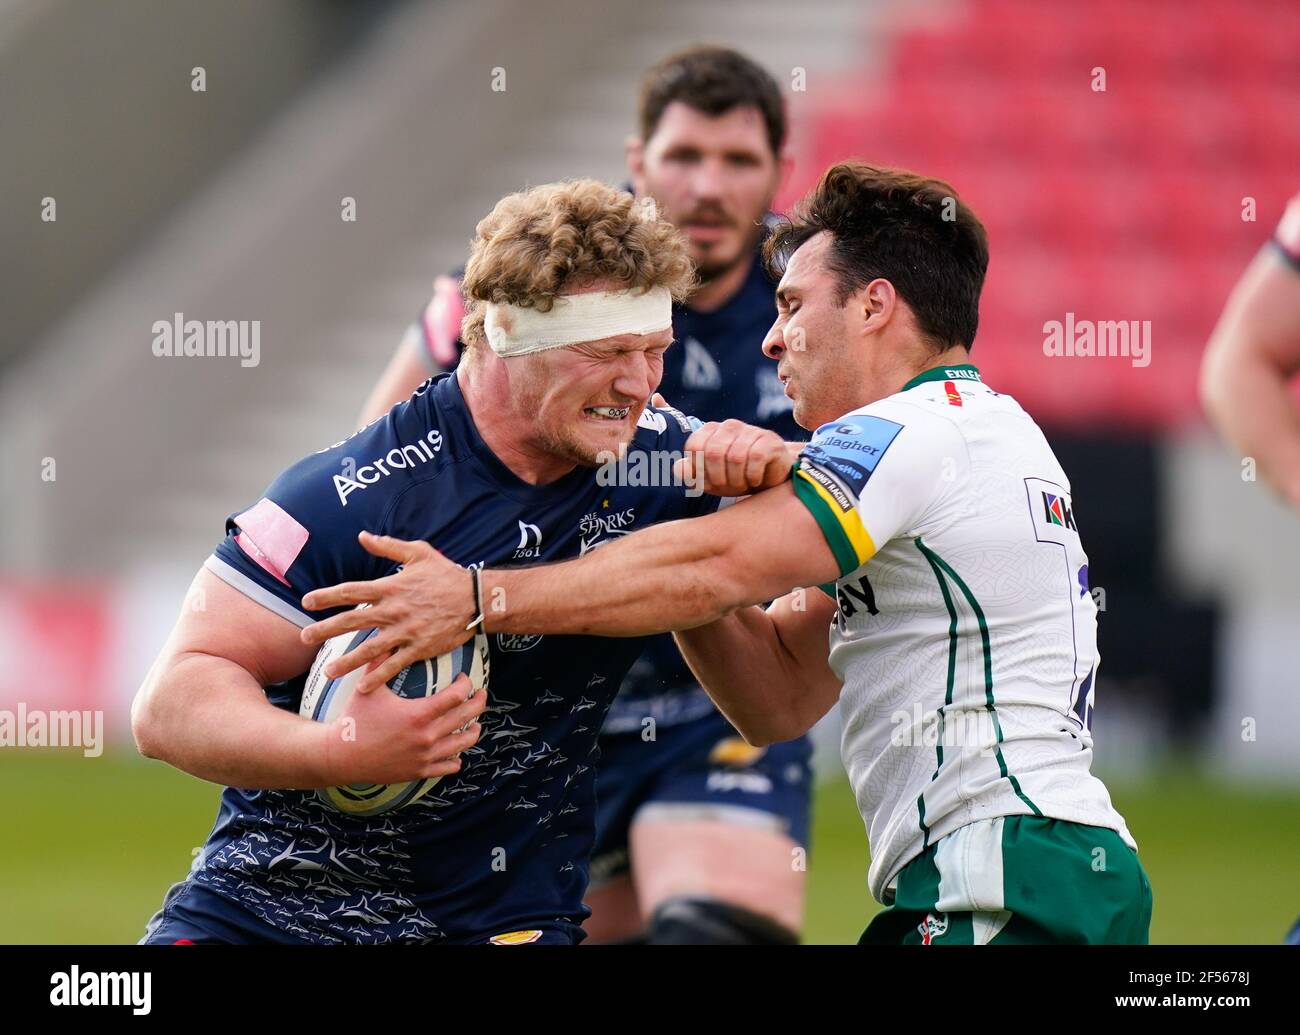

{"left": 409, "top": 247, "right": 799, "bottom": 731}
{"left": 196, "top": 372, "right": 719, "bottom": 943}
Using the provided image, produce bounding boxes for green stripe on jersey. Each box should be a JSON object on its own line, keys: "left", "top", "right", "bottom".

{"left": 915, "top": 542, "right": 961, "bottom": 847}
{"left": 914, "top": 537, "right": 1043, "bottom": 819}
{"left": 792, "top": 468, "right": 859, "bottom": 576}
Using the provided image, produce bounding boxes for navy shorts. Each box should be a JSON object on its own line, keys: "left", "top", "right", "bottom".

{"left": 590, "top": 709, "right": 813, "bottom": 886}
{"left": 140, "top": 879, "right": 581, "bottom": 945}
{"left": 140, "top": 879, "right": 314, "bottom": 945}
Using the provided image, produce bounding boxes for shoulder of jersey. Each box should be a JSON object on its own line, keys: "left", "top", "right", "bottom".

{"left": 835, "top": 389, "right": 945, "bottom": 428}
{"left": 811, "top": 389, "right": 965, "bottom": 463}
{"left": 311, "top": 378, "right": 456, "bottom": 514}
{"left": 886, "top": 375, "right": 991, "bottom": 420}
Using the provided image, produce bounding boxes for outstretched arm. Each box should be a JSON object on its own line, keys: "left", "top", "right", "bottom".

{"left": 485, "top": 482, "right": 837, "bottom": 636}
{"left": 300, "top": 482, "right": 842, "bottom": 692}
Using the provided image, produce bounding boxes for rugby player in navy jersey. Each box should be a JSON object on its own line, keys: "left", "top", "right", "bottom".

{"left": 130, "top": 179, "right": 792, "bottom": 945}
{"left": 357, "top": 46, "right": 811, "bottom": 946}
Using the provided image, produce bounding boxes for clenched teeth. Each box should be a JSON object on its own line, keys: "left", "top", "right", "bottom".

{"left": 585, "top": 406, "right": 630, "bottom": 420}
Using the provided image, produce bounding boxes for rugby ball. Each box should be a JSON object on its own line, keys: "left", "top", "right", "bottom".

{"left": 299, "top": 613, "right": 489, "bottom": 817}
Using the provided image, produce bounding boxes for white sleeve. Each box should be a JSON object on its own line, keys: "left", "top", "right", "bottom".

{"left": 792, "top": 406, "right": 962, "bottom": 576}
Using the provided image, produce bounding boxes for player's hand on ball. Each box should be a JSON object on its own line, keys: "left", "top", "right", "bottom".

{"left": 300, "top": 531, "right": 475, "bottom": 693}
{"left": 322, "top": 672, "right": 486, "bottom": 786}
{"left": 675, "top": 419, "right": 798, "bottom": 497}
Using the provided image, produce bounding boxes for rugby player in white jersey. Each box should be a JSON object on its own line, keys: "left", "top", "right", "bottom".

{"left": 302, "top": 162, "right": 1153, "bottom": 944}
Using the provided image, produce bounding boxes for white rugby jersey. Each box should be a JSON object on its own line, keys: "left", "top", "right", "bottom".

{"left": 792, "top": 363, "right": 1135, "bottom": 902}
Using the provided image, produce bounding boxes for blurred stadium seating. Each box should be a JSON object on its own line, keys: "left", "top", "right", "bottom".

{"left": 788, "top": 0, "right": 1300, "bottom": 429}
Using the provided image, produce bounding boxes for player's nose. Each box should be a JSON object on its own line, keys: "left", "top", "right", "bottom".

{"left": 690, "top": 156, "right": 727, "bottom": 201}
{"left": 612, "top": 349, "right": 658, "bottom": 400}
{"left": 762, "top": 320, "right": 785, "bottom": 360}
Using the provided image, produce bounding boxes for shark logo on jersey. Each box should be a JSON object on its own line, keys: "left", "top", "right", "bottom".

{"left": 513, "top": 520, "right": 543, "bottom": 559}
{"left": 578, "top": 507, "right": 636, "bottom": 554}
{"left": 681, "top": 337, "right": 722, "bottom": 390}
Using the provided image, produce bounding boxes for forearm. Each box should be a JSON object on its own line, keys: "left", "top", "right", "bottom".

{"left": 1202, "top": 349, "right": 1300, "bottom": 509}
{"left": 132, "top": 652, "right": 332, "bottom": 789}
{"left": 1202, "top": 246, "right": 1300, "bottom": 510}
{"left": 479, "top": 485, "right": 834, "bottom": 640}
{"left": 673, "top": 606, "right": 813, "bottom": 745}
{"left": 483, "top": 516, "right": 759, "bottom": 638}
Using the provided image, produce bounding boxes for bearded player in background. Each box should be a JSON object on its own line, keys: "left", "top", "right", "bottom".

{"left": 357, "top": 46, "right": 809, "bottom": 945}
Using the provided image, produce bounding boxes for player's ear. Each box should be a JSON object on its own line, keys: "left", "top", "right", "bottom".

{"left": 862, "top": 279, "right": 897, "bottom": 332}
{"left": 625, "top": 135, "right": 646, "bottom": 190}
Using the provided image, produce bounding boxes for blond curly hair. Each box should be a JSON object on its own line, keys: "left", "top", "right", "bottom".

{"left": 460, "top": 180, "right": 695, "bottom": 348}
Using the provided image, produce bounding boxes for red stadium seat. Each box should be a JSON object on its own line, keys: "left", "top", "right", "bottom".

{"left": 796, "top": 0, "right": 1300, "bottom": 427}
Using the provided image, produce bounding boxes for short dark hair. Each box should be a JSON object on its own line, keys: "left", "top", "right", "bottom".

{"left": 638, "top": 45, "right": 787, "bottom": 157}
{"left": 765, "top": 162, "right": 989, "bottom": 351}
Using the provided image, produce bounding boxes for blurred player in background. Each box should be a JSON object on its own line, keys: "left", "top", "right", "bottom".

{"left": 313, "top": 162, "right": 1153, "bottom": 945}
{"left": 1200, "top": 190, "right": 1300, "bottom": 945}
{"left": 1201, "top": 191, "right": 1300, "bottom": 513}
{"left": 131, "top": 180, "right": 738, "bottom": 944}
{"left": 358, "top": 46, "right": 809, "bottom": 945}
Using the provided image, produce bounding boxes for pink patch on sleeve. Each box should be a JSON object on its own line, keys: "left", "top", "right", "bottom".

{"left": 424, "top": 275, "right": 465, "bottom": 369}
{"left": 1277, "top": 192, "right": 1300, "bottom": 256}
{"left": 233, "top": 498, "right": 309, "bottom": 587}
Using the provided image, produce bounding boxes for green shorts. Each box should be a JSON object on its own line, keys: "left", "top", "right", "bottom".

{"left": 860, "top": 815, "right": 1153, "bottom": 945}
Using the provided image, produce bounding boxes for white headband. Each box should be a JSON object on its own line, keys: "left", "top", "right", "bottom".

{"left": 484, "top": 285, "right": 673, "bottom": 357}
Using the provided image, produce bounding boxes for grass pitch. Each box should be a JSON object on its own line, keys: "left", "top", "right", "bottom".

{"left": 2, "top": 752, "right": 1295, "bottom": 944}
